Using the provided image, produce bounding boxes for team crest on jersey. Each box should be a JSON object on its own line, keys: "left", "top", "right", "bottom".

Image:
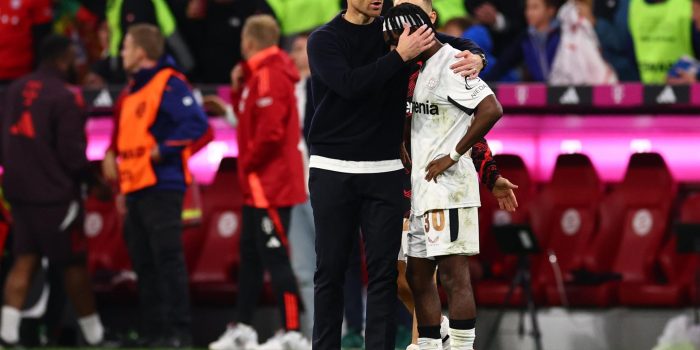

{"left": 464, "top": 77, "right": 481, "bottom": 90}
{"left": 426, "top": 78, "right": 438, "bottom": 90}
{"left": 11, "top": 0, "right": 21, "bottom": 9}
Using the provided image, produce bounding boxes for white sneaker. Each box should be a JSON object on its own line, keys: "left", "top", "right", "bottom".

{"left": 209, "top": 323, "right": 259, "bottom": 350}
{"left": 255, "top": 331, "right": 311, "bottom": 350}
{"left": 440, "top": 316, "right": 450, "bottom": 350}
{"left": 406, "top": 344, "right": 420, "bottom": 350}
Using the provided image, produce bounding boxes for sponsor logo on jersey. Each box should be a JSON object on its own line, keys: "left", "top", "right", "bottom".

{"left": 411, "top": 101, "right": 439, "bottom": 115}
{"left": 471, "top": 84, "right": 487, "bottom": 98}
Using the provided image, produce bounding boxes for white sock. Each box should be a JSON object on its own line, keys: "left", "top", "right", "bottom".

{"left": 449, "top": 328, "right": 475, "bottom": 350}
{"left": 417, "top": 337, "right": 443, "bottom": 350}
{"left": 78, "top": 314, "right": 104, "bottom": 345}
{"left": 1, "top": 306, "right": 21, "bottom": 344}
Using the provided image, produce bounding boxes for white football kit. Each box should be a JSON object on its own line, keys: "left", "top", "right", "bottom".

{"left": 407, "top": 43, "right": 495, "bottom": 259}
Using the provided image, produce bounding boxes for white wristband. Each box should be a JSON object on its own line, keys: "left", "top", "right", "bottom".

{"left": 450, "top": 149, "right": 462, "bottom": 162}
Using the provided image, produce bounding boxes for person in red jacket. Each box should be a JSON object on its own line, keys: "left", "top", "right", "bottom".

{"left": 209, "top": 15, "right": 309, "bottom": 350}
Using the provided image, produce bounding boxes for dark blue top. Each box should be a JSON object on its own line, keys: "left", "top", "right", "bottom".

{"left": 306, "top": 13, "right": 484, "bottom": 162}
{"left": 129, "top": 56, "right": 209, "bottom": 195}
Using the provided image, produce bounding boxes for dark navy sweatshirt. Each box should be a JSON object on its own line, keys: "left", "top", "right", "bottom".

{"left": 307, "top": 13, "right": 484, "bottom": 162}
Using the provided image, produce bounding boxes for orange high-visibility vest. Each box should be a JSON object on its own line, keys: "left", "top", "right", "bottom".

{"left": 117, "top": 68, "right": 192, "bottom": 194}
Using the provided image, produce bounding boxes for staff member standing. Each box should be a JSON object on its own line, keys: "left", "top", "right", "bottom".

{"left": 209, "top": 15, "right": 309, "bottom": 350}
{"left": 101, "top": 24, "right": 208, "bottom": 348}
{"left": 0, "top": 35, "right": 107, "bottom": 348}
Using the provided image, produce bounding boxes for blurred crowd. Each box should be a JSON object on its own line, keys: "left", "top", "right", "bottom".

{"left": 2, "top": 0, "right": 700, "bottom": 87}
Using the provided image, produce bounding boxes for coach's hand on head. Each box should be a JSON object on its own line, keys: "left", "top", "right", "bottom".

{"left": 395, "top": 22, "right": 435, "bottom": 62}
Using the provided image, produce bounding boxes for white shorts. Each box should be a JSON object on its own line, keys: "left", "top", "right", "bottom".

{"left": 407, "top": 207, "right": 479, "bottom": 259}
{"left": 398, "top": 217, "right": 410, "bottom": 262}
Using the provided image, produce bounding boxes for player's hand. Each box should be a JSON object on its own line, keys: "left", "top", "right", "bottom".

{"left": 231, "top": 63, "right": 245, "bottom": 90}
{"left": 395, "top": 23, "right": 435, "bottom": 62}
{"left": 492, "top": 176, "right": 519, "bottom": 212}
{"left": 151, "top": 145, "right": 161, "bottom": 162}
{"left": 102, "top": 150, "right": 119, "bottom": 182}
{"left": 425, "top": 155, "right": 456, "bottom": 183}
{"left": 450, "top": 51, "right": 484, "bottom": 79}
{"left": 400, "top": 142, "right": 412, "bottom": 171}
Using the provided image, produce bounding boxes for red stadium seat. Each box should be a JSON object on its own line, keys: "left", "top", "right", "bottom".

{"left": 475, "top": 154, "right": 537, "bottom": 306}
{"left": 523, "top": 154, "right": 604, "bottom": 306}
{"left": 190, "top": 157, "right": 243, "bottom": 304}
{"left": 564, "top": 153, "right": 677, "bottom": 307}
{"left": 84, "top": 195, "right": 134, "bottom": 295}
{"left": 619, "top": 193, "right": 700, "bottom": 306}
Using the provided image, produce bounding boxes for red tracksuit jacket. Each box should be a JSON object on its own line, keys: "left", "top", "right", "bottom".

{"left": 231, "top": 46, "right": 306, "bottom": 208}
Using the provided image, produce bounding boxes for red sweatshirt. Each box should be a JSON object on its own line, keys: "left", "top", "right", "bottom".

{"left": 231, "top": 46, "right": 306, "bottom": 208}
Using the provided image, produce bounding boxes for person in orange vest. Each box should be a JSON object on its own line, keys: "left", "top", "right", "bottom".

{"left": 101, "top": 24, "right": 208, "bottom": 348}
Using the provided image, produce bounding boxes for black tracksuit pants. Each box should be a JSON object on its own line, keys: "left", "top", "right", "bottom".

{"left": 310, "top": 168, "right": 404, "bottom": 350}
{"left": 235, "top": 206, "right": 301, "bottom": 331}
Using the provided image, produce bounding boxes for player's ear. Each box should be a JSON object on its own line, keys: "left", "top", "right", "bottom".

{"left": 429, "top": 11, "right": 437, "bottom": 24}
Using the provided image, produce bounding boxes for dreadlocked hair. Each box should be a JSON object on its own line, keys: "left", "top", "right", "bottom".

{"left": 383, "top": 3, "right": 435, "bottom": 35}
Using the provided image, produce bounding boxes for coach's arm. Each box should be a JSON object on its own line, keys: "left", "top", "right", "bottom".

{"left": 307, "top": 26, "right": 431, "bottom": 100}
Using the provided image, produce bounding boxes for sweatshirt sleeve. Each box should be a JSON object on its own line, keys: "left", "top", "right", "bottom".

{"left": 55, "top": 90, "right": 89, "bottom": 177}
{"left": 436, "top": 33, "right": 485, "bottom": 55}
{"left": 157, "top": 76, "right": 209, "bottom": 156}
{"left": 307, "top": 29, "right": 407, "bottom": 100}
{"left": 470, "top": 138, "right": 500, "bottom": 191}
{"left": 244, "top": 68, "right": 292, "bottom": 172}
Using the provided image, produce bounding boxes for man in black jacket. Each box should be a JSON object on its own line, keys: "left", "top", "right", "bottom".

{"left": 306, "top": 0, "right": 485, "bottom": 348}
{"left": 0, "top": 35, "right": 107, "bottom": 348}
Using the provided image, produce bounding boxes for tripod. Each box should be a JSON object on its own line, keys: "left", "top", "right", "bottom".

{"left": 484, "top": 254, "right": 543, "bottom": 350}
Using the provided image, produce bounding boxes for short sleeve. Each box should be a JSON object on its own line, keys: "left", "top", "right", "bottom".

{"left": 443, "top": 60, "right": 494, "bottom": 113}
{"left": 29, "top": 0, "right": 53, "bottom": 25}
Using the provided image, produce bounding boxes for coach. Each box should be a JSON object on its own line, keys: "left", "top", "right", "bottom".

{"left": 306, "top": 1, "right": 485, "bottom": 349}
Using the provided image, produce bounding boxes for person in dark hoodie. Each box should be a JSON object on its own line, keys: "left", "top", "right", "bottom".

{"left": 208, "top": 15, "right": 309, "bottom": 350}
{"left": 0, "top": 35, "right": 109, "bottom": 348}
{"left": 100, "top": 24, "right": 208, "bottom": 348}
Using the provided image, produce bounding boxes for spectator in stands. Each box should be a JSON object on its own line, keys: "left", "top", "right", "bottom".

{"left": 466, "top": 0, "right": 527, "bottom": 55}
{"left": 0, "top": 0, "right": 53, "bottom": 84}
{"left": 616, "top": 0, "right": 693, "bottom": 83}
{"left": 101, "top": 0, "right": 194, "bottom": 83}
{"left": 581, "top": 0, "right": 639, "bottom": 81}
{"left": 440, "top": 16, "right": 470, "bottom": 37}
{"left": 439, "top": 17, "right": 517, "bottom": 80}
{"left": 549, "top": 0, "right": 618, "bottom": 85}
{"left": 208, "top": 15, "right": 310, "bottom": 350}
{"left": 182, "top": 0, "right": 274, "bottom": 84}
{"left": 482, "top": 0, "right": 561, "bottom": 82}
{"left": 271, "top": 0, "right": 341, "bottom": 37}
{"left": 667, "top": 0, "right": 700, "bottom": 84}
{"left": 431, "top": 0, "right": 469, "bottom": 27}
{"left": 0, "top": 35, "right": 109, "bottom": 348}
{"left": 100, "top": 24, "right": 208, "bottom": 348}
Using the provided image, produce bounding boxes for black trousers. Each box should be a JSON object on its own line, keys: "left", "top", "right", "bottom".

{"left": 124, "top": 190, "right": 191, "bottom": 339}
{"left": 310, "top": 169, "right": 404, "bottom": 350}
{"left": 344, "top": 235, "right": 364, "bottom": 333}
{"left": 235, "top": 206, "right": 301, "bottom": 331}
